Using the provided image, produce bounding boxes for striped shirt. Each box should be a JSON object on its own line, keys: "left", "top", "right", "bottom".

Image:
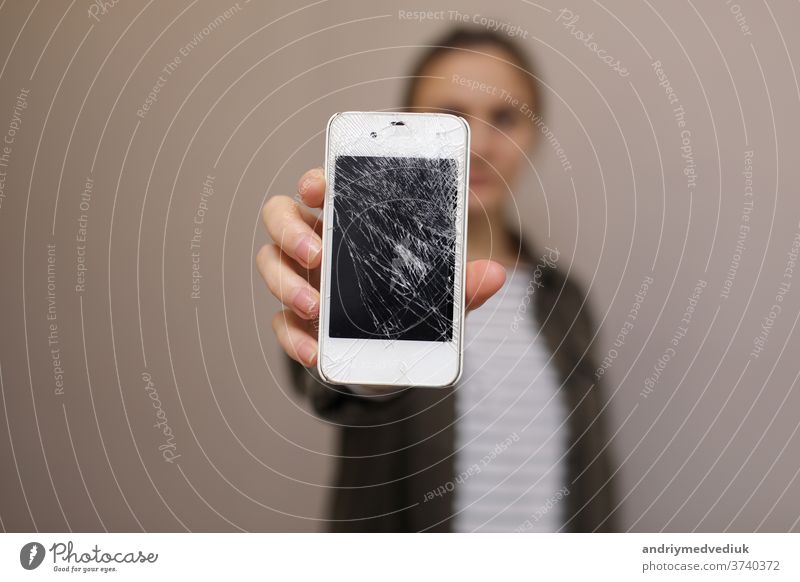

{"left": 452, "top": 265, "right": 570, "bottom": 532}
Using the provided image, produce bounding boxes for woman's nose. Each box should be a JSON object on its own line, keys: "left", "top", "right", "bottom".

{"left": 469, "top": 123, "right": 493, "bottom": 160}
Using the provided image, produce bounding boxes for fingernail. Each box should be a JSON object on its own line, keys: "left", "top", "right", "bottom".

{"left": 296, "top": 235, "right": 321, "bottom": 265}
{"left": 292, "top": 286, "right": 319, "bottom": 317}
{"left": 297, "top": 341, "right": 317, "bottom": 366}
{"left": 298, "top": 177, "right": 313, "bottom": 197}
{"left": 298, "top": 168, "right": 323, "bottom": 198}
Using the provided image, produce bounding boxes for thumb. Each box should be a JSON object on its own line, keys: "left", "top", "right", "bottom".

{"left": 464, "top": 259, "right": 506, "bottom": 311}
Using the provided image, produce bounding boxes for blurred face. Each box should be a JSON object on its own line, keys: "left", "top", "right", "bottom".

{"left": 410, "top": 45, "right": 537, "bottom": 217}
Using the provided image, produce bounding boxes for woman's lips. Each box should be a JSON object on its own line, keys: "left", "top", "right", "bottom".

{"left": 470, "top": 173, "right": 488, "bottom": 185}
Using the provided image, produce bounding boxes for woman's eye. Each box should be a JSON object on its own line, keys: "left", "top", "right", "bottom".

{"left": 435, "top": 104, "right": 464, "bottom": 117}
{"left": 492, "top": 109, "right": 517, "bottom": 129}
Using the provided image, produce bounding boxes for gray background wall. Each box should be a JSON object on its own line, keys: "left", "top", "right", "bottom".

{"left": 0, "top": 0, "right": 798, "bottom": 531}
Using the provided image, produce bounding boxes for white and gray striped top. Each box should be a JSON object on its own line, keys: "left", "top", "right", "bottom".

{"left": 452, "top": 265, "right": 571, "bottom": 532}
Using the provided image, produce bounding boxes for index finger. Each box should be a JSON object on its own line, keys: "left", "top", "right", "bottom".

{"left": 297, "top": 167, "right": 326, "bottom": 208}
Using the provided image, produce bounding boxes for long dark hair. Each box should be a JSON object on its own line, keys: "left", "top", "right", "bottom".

{"left": 401, "top": 27, "right": 544, "bottom": 118}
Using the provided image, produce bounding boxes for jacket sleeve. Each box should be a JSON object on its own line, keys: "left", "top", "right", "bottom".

{"left": 566, "top": 275, "right": 621, "bottom": 532}
{"left": 285, "top": 355, "right": 411, "bottom": 426}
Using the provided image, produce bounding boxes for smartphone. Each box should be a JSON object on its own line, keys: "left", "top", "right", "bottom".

{"left": 317, "top": 111, "right": 470, "bottom": 387}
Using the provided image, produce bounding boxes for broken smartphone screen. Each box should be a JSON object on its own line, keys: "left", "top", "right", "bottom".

{"left": 329, "top": 155, "right": 458, "bottom": 342}
{"left": 319, "top": 111, "right": 469, "bottom": 387}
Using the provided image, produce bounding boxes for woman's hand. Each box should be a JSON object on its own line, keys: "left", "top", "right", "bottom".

{"left": 257, "top": 167, "right": 507, "bottom": 368}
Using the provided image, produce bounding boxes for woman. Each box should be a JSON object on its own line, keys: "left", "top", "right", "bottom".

{"left": 257, "top": 27, "right": 618, "bottom": 532}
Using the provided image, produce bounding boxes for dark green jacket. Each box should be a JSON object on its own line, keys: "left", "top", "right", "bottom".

{"left": 288, "top": 240, "right": 619, "bottom": 532}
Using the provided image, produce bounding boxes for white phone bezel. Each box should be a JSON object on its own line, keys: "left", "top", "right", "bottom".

{"left": 317, "top": 111, "right": 470, "bottom": 388}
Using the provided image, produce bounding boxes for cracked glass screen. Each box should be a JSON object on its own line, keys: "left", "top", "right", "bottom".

{"left": 329, "top": 155, "right": 458, "bottom": 342}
